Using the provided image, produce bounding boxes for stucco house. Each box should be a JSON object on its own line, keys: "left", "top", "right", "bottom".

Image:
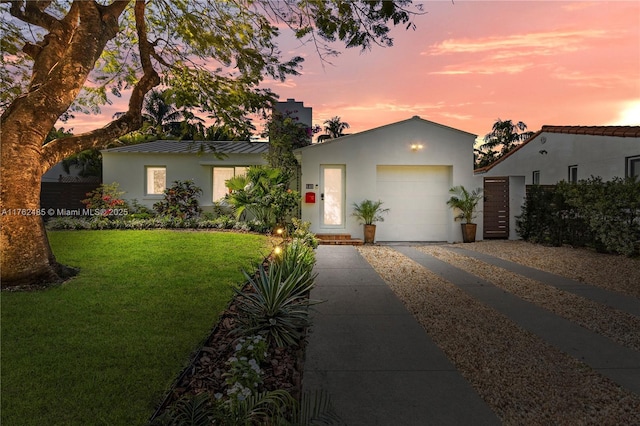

{"left": 476, "top": 125, "right": 640, "bottom": 239}
{"left": 102, "top": 116, "right": 482, "bottom": 242}
{"left": 296, "top": 116, "right": 481, "bottom": 243}
{"left": 102, "top": 140, "right": 268, "bottom": 210}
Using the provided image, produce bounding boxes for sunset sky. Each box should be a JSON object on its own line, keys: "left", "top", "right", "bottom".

{"left": 66, "top": 1, "right": 640, "bottom": 140}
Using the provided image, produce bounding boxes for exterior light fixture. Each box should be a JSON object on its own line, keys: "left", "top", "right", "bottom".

{"left": 410, "top": 144, "right": 423, "bottom": 151}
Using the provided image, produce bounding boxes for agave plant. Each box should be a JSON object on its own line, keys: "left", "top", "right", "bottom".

{"left": 234, "top": 262, "right": 319, "bottom": 348}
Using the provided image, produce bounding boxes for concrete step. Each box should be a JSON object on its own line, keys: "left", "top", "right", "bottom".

{"left": 316, "top": 234, "right": 364, "bottom": 246}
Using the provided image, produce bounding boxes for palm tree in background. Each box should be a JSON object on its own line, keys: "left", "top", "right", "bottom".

{"left": 318, "top": 116, "right": 350, "bottom": 142}
{"left": 475, "top": 119, "right": 534, "bottom": 168}
{"left": 142, "top": 90, "right": 186, "bottom": 137}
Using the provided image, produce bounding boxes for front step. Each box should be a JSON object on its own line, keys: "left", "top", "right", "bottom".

{"left": 315, "top": 233, "right": 364, "bottom": 246}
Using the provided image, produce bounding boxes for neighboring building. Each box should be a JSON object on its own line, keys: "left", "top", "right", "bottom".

{"left": 477, "top": 125, "right": 640, "bottom": 239}
{"left": 274, "top": 98, "right": 312, "bottom": 129}
{"left": 296, "top": 116, "right": 481, "bottom": 243}
{"left": 101, "top": 140, "right": 268, "bottom": 211}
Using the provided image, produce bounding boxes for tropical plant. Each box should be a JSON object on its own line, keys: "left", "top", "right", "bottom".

{"left": 351, "top": 199, "right": 390, "bottom": 225}
{"left": 318, "top": 116, "right": 350, "bottom": 142}
{"left": 475, "top": 119, "right": 534, "bottom": 168}
{"left": 264, "top": 110, "right": 313, "bottom": 176}
{"left": 446, "top": 186, "right": 483, "bottom": 224}
{"left": 226, "top": 166, "right": 299, "bottom": 228}
{"left": 81, "top": 182, "right": 127, "bottom": 211}
{"left": 154, "top": 180, "right": 203, "bottom": 219}
{"left": 234, "top": 262, "right": 318, "bottom": 348}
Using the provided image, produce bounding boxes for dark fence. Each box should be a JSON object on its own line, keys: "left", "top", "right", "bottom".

{"left": 41, "top": 182, "right": 101, "bottom": 217}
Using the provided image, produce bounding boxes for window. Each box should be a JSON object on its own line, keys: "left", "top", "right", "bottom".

{"left": 627, "top": 155, "right": 640, "bottom": 178}
{"left": 568, "top": 165, "right": 578, "bottom": 183}
{"left": 212, "top": 166, "right": 249, "bottom": 201}
{"left": 146, "top": 166, "right": 166, "bottom": 195}
{"left": 532, "top": 170, "right": 540, "bottom": 185}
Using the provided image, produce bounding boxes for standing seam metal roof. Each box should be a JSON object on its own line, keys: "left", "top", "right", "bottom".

{"left": 102, "top": 140, "right": 269, "bottom": 154}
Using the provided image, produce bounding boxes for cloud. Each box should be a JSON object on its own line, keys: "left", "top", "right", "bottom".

{"left": 425, "top": 30, "right": 611, "bottom": 57}
{"left": 343, "top": 102, "right": 445, "bottom": 114}
{"left": 423, "top": 29, "right": 616, "bottom": 76}
{"left": 550, "top": 68, "right": 632, "bottom": 89}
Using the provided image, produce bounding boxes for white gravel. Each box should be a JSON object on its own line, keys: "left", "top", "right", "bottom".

{"left": 357, "top": 243, "right": 640, "bottom": 425}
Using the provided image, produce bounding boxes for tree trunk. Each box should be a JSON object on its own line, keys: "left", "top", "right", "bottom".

{"left": 1, "top": 121, "right": 63, "bottom": 286}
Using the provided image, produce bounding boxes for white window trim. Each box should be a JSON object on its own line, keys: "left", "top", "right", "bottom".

{"left": 626, "top": 155, "right": 640, "bottom": 178}
{"left": 568, "top": 165, "right": 578, "bottom": 183}
{"left": 532, "top": 170, "right": 540, "bottom": 185}
{"left": 145, "top": 166, "right": 166, "bottom": 196}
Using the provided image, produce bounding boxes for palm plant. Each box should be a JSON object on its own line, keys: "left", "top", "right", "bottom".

{"left": 351, "top": 199, "right": 390, "bottom": 225}
{"left": 318, "top": 116, "right": 350, "bottom": 142}
{"left": 446, "top": 186, "right": 483, "bottom": 223}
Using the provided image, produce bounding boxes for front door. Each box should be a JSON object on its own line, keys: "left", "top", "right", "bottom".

{"left": 320, "top": 165, "right": 345, "bottom": 228}
{"left": 483, "top": 176, "right": 509, "bottom": 239}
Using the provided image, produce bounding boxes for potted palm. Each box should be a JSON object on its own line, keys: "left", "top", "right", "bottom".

{"left": 352, "top": 199, "right": 390, "bottom": 244}
{"left": 446, "top": 185, "right": 483, "bottom": 243}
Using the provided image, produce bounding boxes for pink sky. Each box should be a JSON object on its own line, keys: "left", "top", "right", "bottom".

{"left": 66, "top": 1, "right": 640, "bottom": 140}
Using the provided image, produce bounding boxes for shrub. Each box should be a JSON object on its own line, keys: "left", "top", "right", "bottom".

{"left": 289, "top": 218, "right": 319, "bottom": 249}
{"left": 154, "top": 180, "right": 202, "bottom": 219}
{"left": 516, "top": 176, "right": 640, "bottom": 256}
{"left": 82, "top": 182, "right": 127, "bottom": 211}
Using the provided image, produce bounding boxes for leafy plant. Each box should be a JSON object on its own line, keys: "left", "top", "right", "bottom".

{"left": 82, "top": 182, "right": 127, "bottom": 211}
{"left": 351, "top": 199, "right": 390, "bottom": 225}
{"left": 226, "top": 166, "right": 299, "bottom": 228}
{"left": 234, "top": 262, "right": 318, "bottom": 348}
{"left": 446, "top": 186, "right": 483, "bottom": 224}
{"left": 516, "top": 176, "right": 640, "bottom": 256}
{"left": 224, "top": 336, "right": 269, "bottom": 400}
{"left": 290, "top": 218, "right": 319, "bottom": 249}
{"left": 154, "top": 180, "right": 203, "bottom": 219}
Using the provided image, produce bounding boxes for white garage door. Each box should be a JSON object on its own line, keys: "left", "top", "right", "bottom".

{"left": 375, "top": 165, "right": 451, "bottom": 241}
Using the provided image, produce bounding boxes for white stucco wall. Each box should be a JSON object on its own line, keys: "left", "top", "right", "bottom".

{"left": 297, "top": 117, "right": 482, "bottom": 243}
{"left": 482, "top": 133, "right": 640, "bottom": 185}
{"left": 102, "top": 151, "right": 266, "bottom": 210}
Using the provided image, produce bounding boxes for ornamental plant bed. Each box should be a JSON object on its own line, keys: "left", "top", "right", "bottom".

{"left": 149, "top": 254, "right": 315, "bottom": 423}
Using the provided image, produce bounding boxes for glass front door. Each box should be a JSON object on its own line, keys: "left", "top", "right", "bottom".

{"left": 320, "top": 165, "right": 345, "bottom": 228}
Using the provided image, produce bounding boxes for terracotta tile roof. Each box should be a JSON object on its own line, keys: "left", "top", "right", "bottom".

{"left": 540, "top": 125, "right": 640, "bottom": 137}
{"left": 475, "top": 125, "right": 640, "bottom": 174}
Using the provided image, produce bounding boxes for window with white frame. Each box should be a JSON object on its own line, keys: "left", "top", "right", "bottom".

{"left": 532, "top": 170, "right": 540, "bottom": 185}
{"left": 627, "top": 155, "right": 640, "bottom": 178}
{"left": 568, "top": 165, "right": 578, "bottom": 183}
{"left": 212, "top": 166, "right": 249, "bottom": 201}
{"left": 146, "top": 166, "right": 166, "bottom": 195}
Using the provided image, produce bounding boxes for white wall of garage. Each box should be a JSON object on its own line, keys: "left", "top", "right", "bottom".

{"left": 297, "top": 116, "right": 482, "bottom": 242}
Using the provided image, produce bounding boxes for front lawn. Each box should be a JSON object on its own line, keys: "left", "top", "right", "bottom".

{"left": 1, "top": 230, "right": 271, "bottom": 426}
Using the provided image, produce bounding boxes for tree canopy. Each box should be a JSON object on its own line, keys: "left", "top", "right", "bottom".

{"left": 0, "top": 0, "right": 421, "bottom": 286}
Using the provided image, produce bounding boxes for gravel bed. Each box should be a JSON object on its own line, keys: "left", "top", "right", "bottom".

{"left": 357, "top": 245, "right": 640, "bottom": 425}
{"left": 458, "top": 240, "right": 640, "bottom": 299}
{"left": 417, "top": 245, "right": 640, "bottom": 351}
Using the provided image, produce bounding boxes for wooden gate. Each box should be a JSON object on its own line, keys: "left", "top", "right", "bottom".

{"left": 483, "top": 177, "right": 509, "bottom": 239}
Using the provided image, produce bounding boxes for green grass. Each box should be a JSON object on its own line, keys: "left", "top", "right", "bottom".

{"left": 1, "top": 230, "right": 271, "bottom": 426}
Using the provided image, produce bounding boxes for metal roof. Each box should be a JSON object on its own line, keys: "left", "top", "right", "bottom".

{"left": 102, "top": 140, "right": 269, "bottom": 154}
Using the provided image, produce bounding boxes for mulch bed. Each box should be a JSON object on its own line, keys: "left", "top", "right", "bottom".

{"left": 149, "top": 281, "right": 307, "bottom": 423}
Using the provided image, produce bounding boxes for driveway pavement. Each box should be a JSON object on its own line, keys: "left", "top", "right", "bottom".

{"left": 302, "top": 244, "right": 640, "bottom": 425}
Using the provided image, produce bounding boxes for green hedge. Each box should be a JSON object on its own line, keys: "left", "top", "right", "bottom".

{"left": 516, "top": 176, "right": 640, "bottom": 256}
{"left": 45, "top": 214, "right": 271, "bottom": 233}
